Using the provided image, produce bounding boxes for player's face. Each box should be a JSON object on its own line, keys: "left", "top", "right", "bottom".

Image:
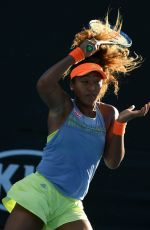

{"left": 71, "top": 71, "right": 103, "bottom": 107}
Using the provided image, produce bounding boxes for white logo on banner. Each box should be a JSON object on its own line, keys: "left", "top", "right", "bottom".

{"left": 0, "top": 149, "right": 42, "bottom": 211}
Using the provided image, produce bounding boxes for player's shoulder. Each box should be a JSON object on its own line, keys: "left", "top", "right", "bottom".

{"left": 99, "top": 102, "right": 119, "bottom": 120}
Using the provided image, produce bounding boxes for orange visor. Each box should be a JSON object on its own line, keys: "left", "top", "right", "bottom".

{"left": 70, "top": 63, "right": 106, "bottom": 79}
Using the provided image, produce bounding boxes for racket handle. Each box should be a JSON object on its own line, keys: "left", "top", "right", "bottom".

{"left": 86, "top": 44, "right": 94, "bottom": 52}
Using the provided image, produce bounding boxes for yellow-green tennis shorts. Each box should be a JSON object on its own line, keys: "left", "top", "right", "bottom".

{"left": 2, "top": 172, "right": 88, "bottom": 230}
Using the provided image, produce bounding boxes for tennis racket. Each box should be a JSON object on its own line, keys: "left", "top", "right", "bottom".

{"left": 89, "top": 20, "right": 132, "bottom": 48}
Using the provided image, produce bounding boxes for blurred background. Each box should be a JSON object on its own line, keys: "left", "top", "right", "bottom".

{"left": 0, "top": 0, "right": 150, "bottom": 229}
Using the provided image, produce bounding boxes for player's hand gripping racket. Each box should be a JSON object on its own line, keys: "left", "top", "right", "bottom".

{"left": 86, "top": 19, "right": 132, "bottom": 52}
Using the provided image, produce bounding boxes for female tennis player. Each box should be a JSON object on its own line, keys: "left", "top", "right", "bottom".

{"left": 2, "top": 12, "right": 150, "bottom": 230}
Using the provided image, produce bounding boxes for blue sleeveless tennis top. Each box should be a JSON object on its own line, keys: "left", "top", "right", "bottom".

{"left": 37, "top": 101, "right": 106, "bottom": 200}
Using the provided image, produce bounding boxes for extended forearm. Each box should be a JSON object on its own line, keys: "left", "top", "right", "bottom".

{"left": 37, "top": 55, "right": 75, "bottom": 88}
{"left": 37, "top": 39, "right": 98, "bottom": 88}
{"left": 104, "top": 135, "right": 125, "bottom": 169}
{"left": 104, "top": 121, "right": 126, "bottom": 169}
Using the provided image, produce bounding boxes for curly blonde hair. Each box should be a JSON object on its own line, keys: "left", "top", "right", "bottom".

{"left": 67, "top": 11, "right": 143, "bottom": 102}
